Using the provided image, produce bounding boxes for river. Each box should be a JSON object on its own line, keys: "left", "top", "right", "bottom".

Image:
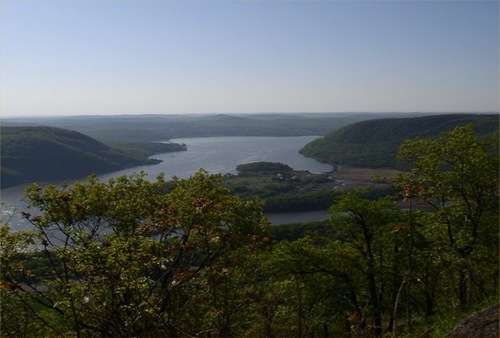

{"left": 1, "top": 136, "right": 332, "bottom": 230}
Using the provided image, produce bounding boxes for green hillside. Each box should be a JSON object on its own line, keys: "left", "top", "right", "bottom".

{"left": 0, "top": 126, "right": 183, "bottom": 188}
{"left": 300, "top": 114, "right": 499, "bottom": 168}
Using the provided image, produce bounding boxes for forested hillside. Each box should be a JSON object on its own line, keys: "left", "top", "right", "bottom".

{"left": 0, "top": 126, "right": 184, "bottom": 188}
{"left": 1, "top": 125, "right": 498, "bottom": 336}
{"left": 300, "top": 114, "right": 499, "bottom": 168}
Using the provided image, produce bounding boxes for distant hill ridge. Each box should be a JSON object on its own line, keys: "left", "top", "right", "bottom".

{"left": 300, "top": 114, "right": 499, "bottom": 168}
{"left": 1, "top": 126, "right": 161, "bottom": 188}
{"left": 1, "top": 113, "right": 415, "bottom": 142}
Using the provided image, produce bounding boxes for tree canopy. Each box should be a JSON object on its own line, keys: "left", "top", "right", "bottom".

{"left": 1, "top": 171, "right": 270, "bottom": 336}
{"left": 236, "top": 162, "right": 293, "bottom": 175}
{"left": 1, "top": 125, "right": 498, "bottom": 337}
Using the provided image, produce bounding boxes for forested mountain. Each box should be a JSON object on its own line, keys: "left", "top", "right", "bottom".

{"left": 0, "top": 126, "right": 184, "bottom": 188}
{"left": 300, "top": 114, "right": 499, "bottom": 168}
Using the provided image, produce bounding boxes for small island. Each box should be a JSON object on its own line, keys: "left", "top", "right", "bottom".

{"left": 236, "top": 161, "right": 293, "bottom": 175}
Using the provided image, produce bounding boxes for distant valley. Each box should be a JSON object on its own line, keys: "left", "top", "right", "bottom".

{"left": 1, "top": 113, "right": 497, "bottom": 189}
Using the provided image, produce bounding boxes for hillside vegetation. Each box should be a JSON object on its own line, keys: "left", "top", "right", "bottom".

{"left": 0, "top": 126, "right": 184, "bottom": 188}
{"left": 1, "top": 125, "right": 498, "bottom": 337}
{"left": 300, "top": 114, "right": 499, "bottom": 168}
{"left": 236, "top": 161, "right": 293, "bottom": 175}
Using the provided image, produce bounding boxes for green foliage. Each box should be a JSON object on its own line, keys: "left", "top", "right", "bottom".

{"left": 2, "top": 124, "right": 498, "bottom": 337}
{"left": 0, "top": 221, "right": 46, "bottom": 336}
{"left": 329, "top": 194, "right": 405, "bottom": 335}
{"left": 254, "top": 125, "right": 499, "bottom": 336}
{"left": 2, "top": 171, "right": 270, "bottom": 336}
{"left": 236, "top": 161, "right": 293, "bottom": 174}
{"left": 253, "top": 238, "right": 358, "bottom": 336}
{"left": 224, "top": 170, "right": 340, "bottom": 213}
{"left": 395, "top": 124, "right": 499, "bottom": 311}
{"left": 300, "top": 114, "right": 499, "bottom": 168}
{"left": 224, "top": 169, "right": 396, "bottom": 213}
{"left": 271, "top": 222, "right": 333, "bottom": 242}
{"left": 0, "top": 126, "right": 184, "bottom": 189}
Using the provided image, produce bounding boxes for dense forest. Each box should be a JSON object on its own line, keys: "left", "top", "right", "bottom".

{"left": 300, "top": 114, "right": 499, "bottom": 168}
{"left": 1, "top": 123, "right": 498, "bottom": 337}
{"left": 0, "top": 126, "right": 186, "bottom": 188}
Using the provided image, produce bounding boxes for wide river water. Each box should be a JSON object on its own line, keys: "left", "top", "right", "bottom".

{"left": 1, "top": 136, "right": 331, "bottom": 230}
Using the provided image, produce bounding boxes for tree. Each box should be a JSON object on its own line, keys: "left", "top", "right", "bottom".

{"left": 0, "top": 223, "right": 49, "bottom": 336}
{"left": 329, "top": 194, "right": 404, "bottom": 336}
{"left": 395, "top": 125, "right": 499, "bottom": 311}
{"left": 259, "top": 193, "right": 404, "bottom": 337}
{"left": 4, "top": 170, "right": 270, "bottom": 336}
{"left": 257, "top": 238, "right": 357, "bottom": 337}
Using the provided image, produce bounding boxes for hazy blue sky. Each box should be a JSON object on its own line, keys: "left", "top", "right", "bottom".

{"left": 1, "top": 1, "right": 498, "bottom": 116}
